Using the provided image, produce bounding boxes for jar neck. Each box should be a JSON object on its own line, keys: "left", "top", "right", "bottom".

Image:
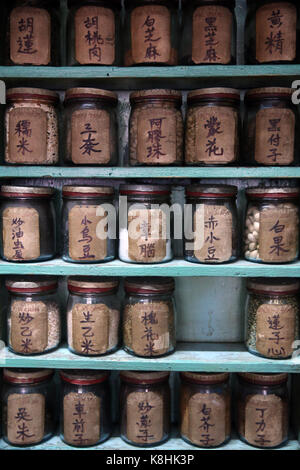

{"left": 188, "top": 99, "right": 239, "bottom": 108}
{"left": 63, "top": 196, "right": 113, "bottom": 203}
{"left": 69, "top": 290, "right": 116, "bottom": 297}
{"left": 65, "top": 98, "right": 117, "bottom": 108}
{"left": 248, "top": 197, "right": 298, "bottom": 204}
{"left": 132, "top": 100, "right": 180, "bottom": 110}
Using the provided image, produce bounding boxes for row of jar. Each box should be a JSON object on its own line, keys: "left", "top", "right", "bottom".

{"left": 3, "top": 1, "right": 300, "bottom": 67}
{"left": 4, "top": 86, "right": 299, "bottom": 167}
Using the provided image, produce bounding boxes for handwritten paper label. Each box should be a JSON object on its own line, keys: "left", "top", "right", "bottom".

{"left": 7, "top": 393, "right": 45, "bottom": 445}
{"left": 11, "top": 301, "right": 48, "bottom": 354}
{"left": 63, "top": 392, "right": 100, "bottom": 446}
{"left": 3, "top": 207, "right": 40, "bottom": 261}
{"left": 72, "top": 303, "right": 109, "bottom": 355}
{"left": 127, "top": 391, "right": 163, "bottom": 444}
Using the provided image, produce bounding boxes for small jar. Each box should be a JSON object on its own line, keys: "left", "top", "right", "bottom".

{"left": 5, "top": 88, "right": 59, "bottom": 165}
{"left": 60, "top": 370, "right": 112, "bottom": 447}
{"left": 6, "top": 277, "right": 61, "bottom": 355}
{"left": 129, "top": 89, "right": 183, "bottom": 166}
{"left": 244, "top": 186, "right": 300, "bottom": 264}
{"left": 64, "top": 88, "right": 118, "bottom": 166}
{"left": 237, "top": 373, "right": 289, "bottom": 448}
{"left": 180, "top": 0, "right": 236, "bottom": 65}
{"left": 2, "top": 368, "right": 56, "bottom": 447}
{"left": 124, "top": 0, "right": 179, "bottom": 66}
{"left": 185, "top": 88, "right": 240, "bottom": 165}
{"left": 180, "top": 372, "right": 231, "bottom": 448}
{"left": 0, "top": 185, "right": 56, "bottom": 262}
{"left": 67, "top": 0, "right": 121, "bottom": 66}
{"left": 245, "top": 0, "right": 299, "bottom": 64}
{"left": 123, "top": 277, "right": 176, "bottom": 358}
{"left": 119, "top": 184, "right": 173, "bottom": 264}
{"left": 120, "top": 371, "right": 171, "bottom": 447}
{"left": 184, "top": 185, "right": 238, "bottom": 264}
{"left": 62, "top": 185, "right": 115, "bottom": 263}
{"left": 245, "top": 278, "right": 300, "bottom": 359}
{"left": 67, "top": 277, "right": 120, "bottom": 356}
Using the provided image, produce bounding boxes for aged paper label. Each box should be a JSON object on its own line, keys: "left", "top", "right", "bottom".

{"left": 63, "top": 392, "right": 100, "bottom": 446}
{"left": 10, "top": 7, "right": 51, "bottom": 65}
{"left": 127, "top": 391, "right": 163, "bottom": 444}
{"left": 3, "top": 207, "right": 40, "bottom": 261}
{"left": 11, "top": 301, "right": 48, "bottom": 354}
{"left": 72, "top": 303, "right": 109, "bottom": 355}
{"left": 8, "top": 393, "right": 45, "bottom": 445}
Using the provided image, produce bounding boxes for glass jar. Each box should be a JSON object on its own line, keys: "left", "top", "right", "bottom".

{"left": 236, "top": 373, "right": 289, "bottom": 448}
{"left": 120, "top": 371, "right": 171, "bottom": 447}
{"left": 66, "top": 277, "right": 120, "bottom": 356}
{"left": 67, "top": 0, "right": 121, "bottom": 66}
{"left": 6, "top": 277, "right": 61, "bottom": 355}
{"left": 0, "top": 185, "right": 56, "bottom": 262}
{"left": 62, "top": 185, "right": 115, "bottom": 263}
{"left": 180, "top": 372, "right": 231, "bottom": 448}
{"left": 64, "top": 88, "right": 118, "bottom": 166}
{"left": 119, "top": 184, "right": 173, "bottom": 264}
{"left": 184, "top": 185, "right": 238, "bottom": 264}
{"left": 180, "top": 0, "right": 236, "bottom": 65}
{"left": 124, "top": 0, "right": 179, "bottom": 66}
{"left": 2, "top": 368, "right": 56, "bottom": 447}
{"left": 244, "top": 186, "right": 300, "bottom": 263}
{"left": 123, "top": 277, "right": 176, "bottom": 358}
{"left": 245, "top": 278, "right": 300, "bottom": 359}
{"left": 60, "top": 370, "right": 112, "bottom": 447}
{"left": 185, "top": 88, "right": 240, "bottom": 165}
{"left": 245, "top": 0, "right": 299, "bottom": 64}
{"left": 5, "top": 0, "right": 60, "bottom": 65}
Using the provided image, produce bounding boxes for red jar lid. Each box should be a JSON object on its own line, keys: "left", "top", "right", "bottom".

{"left": 245, "top": 87, "right": 293, "bottom": 103}
{"left": 246, "top": 186, "right": 300, "bottom": 199}
{"left": 60, "top": 370, "right": 110, "bottom": 385}
{"left": 180, "top": 372, "right": 230, "bottom": 385}
{"left": 130, "top": 89, "right": 182, "bottom": 106}
{"left": 1, "top": 185, "right": 55, "bottom": 199}
{"left": 247, "top": 278, "right": 300, "bottom": 296}
{"left": 64, "top": 87, "right": 118, "bottom": 105}
{"left": 6, "top": 277, "right": 58, "bottom": 294}
{"left": 120, "top": 184, "right": 171, "bottom": 196}
{"left": 68, "top": 277, "right": 119, "bottom": 294}
{"left": 125, "top": 277, "right": 175, "bottom": 294}
{"left": 187, "top": 87, "right": 240, "bottom": 104}
{"left": 7, "top": 87, "right": 59, "bottom": 105}
{"left": 4, "top": 368, "right": 54, "bottom": 384}
{"left": 238, "top": 373, "right": 288, "bottom": 386}
{"left": 120, "top": 371, "right": 170, "bottom": 385}
{"left": 186, "top": 184, "right": 237, "bottom": 198}
{"left": 63, "top": 185, "right": 114, "bottom": 198}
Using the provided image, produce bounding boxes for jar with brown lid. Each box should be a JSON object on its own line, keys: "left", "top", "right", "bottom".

{"left": 244, "top": 186, "right": 300, "bottom": 263}
{"left": 67, "top": 277, "right": 121, "bottom": 356}
{"left": 67, "top": 0, "right": 121, "bottom": 66}
{"left": 180, "top": 0, "right": 236, "bottom": 65}
{"left": 180, "top": 372, "right": 231, "bottom": 448}
{"left": 64, "top": 88, "right": 118, "bottom": 166}
{"left": 2, "top": 368, "right": 56, "bottom": 447}
{"left": 5, "top": 88, "right": 59, "bottom": 165}
{"left": 120, "top": 371, "right": 171, "bottom": 447}
{"left": 124, "top": 0, "right": 179, "bottom": 66}
{"left": 185, "top": 88, "right": 240, "bottom": 165}
{"left": 0, "top": 185, "right": 56, "bottom": 262}
{"left": 129, "top": 89, "right": 183, "bottom": 166}
{"left": 236, "top": 373, "right": 289, "bottom": 448}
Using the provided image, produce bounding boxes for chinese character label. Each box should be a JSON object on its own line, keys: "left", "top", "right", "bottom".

{"left": 64, "top": 392, "right": 100, "bottom": 446}
{"left": 72, "top": 304, "right": 109, "bottom": 355}
{"left": 11, "top": 301, "right": 48, "bottom": 354}
{"left": 245, "top": 395, "right": 284, "bottom": 447}
{"left": 3, "top": 207, "right": 40, "bottom": 261}
{"left": 127, "top": 391, "right": 163, "bottom": 444}
{"left": 7, "top": 393, "right": 45, "bottom": 445}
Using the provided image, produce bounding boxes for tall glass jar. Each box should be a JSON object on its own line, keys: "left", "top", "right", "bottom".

{"left": 2, "top": 368, "right": 56, "bottom": 447}
{"left": 124, "top": 0, "right": 179, "bottom": 66}
{"left": 63, "top": 88, "right": 118, "bottom": 166}
{"left": 0, "top": 185, "right": 56, "bottom": 262}
{"left": 62, "top": 185, "right": 115, "bottom": 263}
{"left": 180, "top": 0, "right": 236, "bottom": 65}
{"left": 243, "top": 186, "right": 300, "bottom": 263}
{"left": 185, "top": 88, "right": 240, "bottom": 165}
{"left": 66, "top": 277, "right": 121, "bottom": 356}
{"left": 123, "top": 277, "right": 176, "bottom": 358}
{"left": 184, "top": 185, "right": 238, "bottom": 264}
{"left": 6, "top": 277, "right": 61, "bottom": 355}
{"left": 67, "top": 0, "right": 121, "bottom": 66}
{"left": 236, "top": 373, "right": 289, "bottom": 448}
{"left": 60, "top": 370, "right": 112, "bottom": 447}
{"left": 120, "top": 371, "right": 171, "bottom": 447}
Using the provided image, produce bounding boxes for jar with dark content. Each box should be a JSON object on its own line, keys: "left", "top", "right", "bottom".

{"left": 185, "top": 88, "right": 240, "bottom": 165}
{"left": 6, "top": 277, "right": 61, "bottom": 355}
{"left": 67, "top": 0, "right": 121, "bottom": 66}
{"left": 62, "top": 185, "right": 115, "bottom": 263}
{"left": 60, "top": 370, "right": 112, "bottom": 447}
{"left": 180, "top": 372, "right": 231, "bottom": 448}
{"left": 0, "top": 185, "right": 56, "bottom": 262}
{"left": 180, "top": 0, "right": 236, "bottom": 65}
{"left": 64, "top": 88, "right": 118, "bottom": 166}
{"left": 123, "top": 277, "right": 176, "bottom": 358}
{"left": 244, "top": 88, "right": 298, "bottom": 166}
{"left": 244, "top": 186, "right": 299, "bottom": 263}
{"left": 129, "top": 89, "right": 183, "bottom": 166}
{"left": 2, "top": 368, "right": 56, "bottom": 447}
{"left": 67, "top": 277, "right": 120, "bottom": 356}
{"left": 237, "top": 373, "right": 289, "bottom": 448}
{"left": 185, "top": 185, "right": 238, "bottom": 264}
{"left": 245, "top": 278, "right": 300, "bottom": 359}
{"left": 120, "top": 371, "right": 171, "bottom": 447}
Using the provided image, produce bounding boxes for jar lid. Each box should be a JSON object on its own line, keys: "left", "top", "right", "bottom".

{"left": 120, "top": 184, "right": 171, "bottom": 196}
{"left": 7, "top": 87, "right": 59, "bottom": 104}
{"left": 125, "top": 277, "right": 175, "bottom": 294}
{"left": 62, "top": 185, "right": 114, "bottom": 198}
{"left": 246, "top": 186, "right": 300, "bottom": 199}
{"left": 120, "top": 371, "right": 170, "bottom": 385}
{"left": 247, "top": 278, "right": 300, "bottom": 295}
{"left": 3, "top": 368, "right": 54, "bottom": 384}
{"left": 60, "top": 370, "right": 110, "bottom": 385}
{"left": 245, "top": 87, "right": 293, "bottom": 102}
{"left": 6, "top": 277, "right": 58, "bottom": 294}
{"left": 1, "top": 185, "right": 55, "bottom": 198}
{"left": 180, "top": 372, "right": 230, "bottom": 385}
{"left": 187, "top": 88, "right": 240, "bottom": 104}
{"left": 64, "top": 88, "right": 118, "bottom": 105}
{"left": 238, "top": 373, "right": 288, "bottom": 386}
{"left": 186, "top": 184, "right": 237, "bottom": 198}
{"left": 68, "top": 277, "right": 119, "bottom": 294}
{"left": 130, "top": 89, "right": 182, "bottom": 105}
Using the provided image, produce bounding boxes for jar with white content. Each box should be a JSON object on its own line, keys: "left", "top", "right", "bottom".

{"left": 244, "top": 187, "right": 300, "bottom": 263}
{"left": 67, "top": 277, "right": 121, "bottom": 356}
{"left": 119, "top": 184, "right": 173, "bottom": 264}
{"left": 5, "top": 88, "right": 59, "bottom": 165}
{"left": 6, "top": 277, "right": 61, "bottom": 355}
